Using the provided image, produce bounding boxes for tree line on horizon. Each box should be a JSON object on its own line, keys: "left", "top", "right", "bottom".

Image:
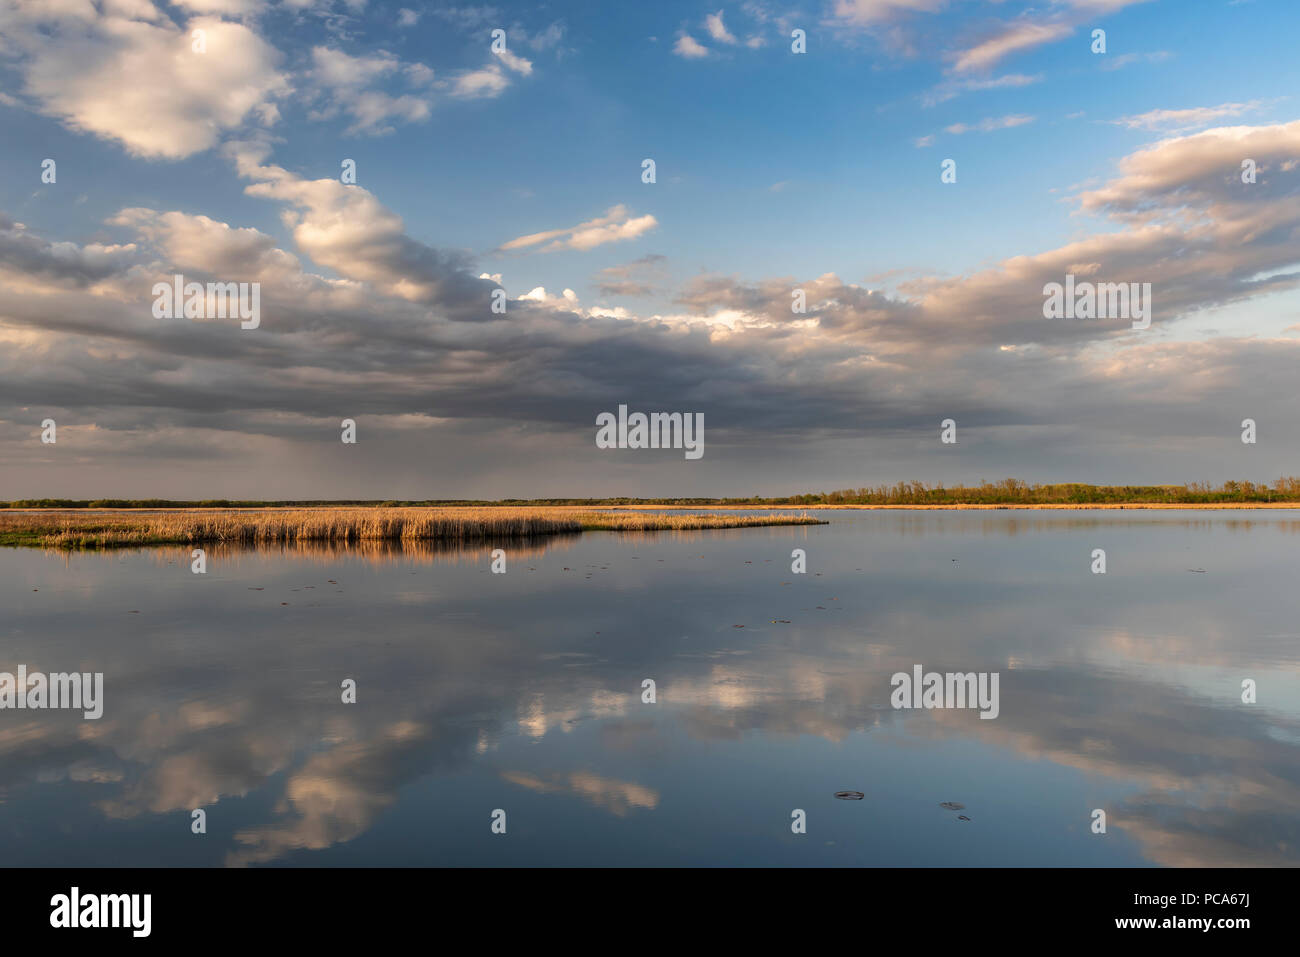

{"left": 5, "top": 477, "right": 1300, "bottom": 508}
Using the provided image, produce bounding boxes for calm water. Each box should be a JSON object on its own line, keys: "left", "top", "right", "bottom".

{"left": 2, "top": 510, "right": 1298, "bottom": 867}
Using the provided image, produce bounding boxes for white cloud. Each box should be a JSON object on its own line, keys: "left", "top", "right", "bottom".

{"left": 449, "top": 64, "right": 511, "bottom": 99}
{"left": 705, "top": 11, "right": 738, "bottom": 44}
{"left": 225, "top": 139, "right": 488, "bottom": 310}
{"left": 311, "top": 47, "right": 400, "bottom": 88}
{"left": 1112, "top": 101, "right": 1264, "bottom": 133}
{"left": 170, "top": 0, "right": 268, "bottom": 14}
{"left": 944, "top": 114, "right": 1035, "bottom": 135}
{"left": 2, "top": 9, "right": 289, "bottom": 159}
{"left": 947, "top": 3, "right": 1152, "bottom": 73}
{"left": 111, "top": 207, "right": 302, "bottom": 280}
{"left": 831, "top": 0, "right": 947, "bottom": 24}
{"left": 307, "top": 46, "right": 432, "bottom": 134}
{"left": 492, "top": 44, "right": 533, "bottom": 76}
{"left": 951, "top": 22, "right": 1072, "bottom": 73}
{"left": 499, "top": 205, "right": 659, "bottom": 253}
{"left": 673, "top": 35, "right": 709, "bottom": 59}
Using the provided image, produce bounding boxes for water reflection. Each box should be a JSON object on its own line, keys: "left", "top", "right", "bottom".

{"left": 1, "top": 510, "right": 1297, "bottom": 866}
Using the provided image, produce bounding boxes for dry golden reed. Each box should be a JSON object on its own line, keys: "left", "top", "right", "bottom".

{"left": 0, "top": 507, "right": 824, "bottom": 549}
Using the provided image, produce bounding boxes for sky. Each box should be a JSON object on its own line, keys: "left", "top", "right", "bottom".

{"left": 2, "top": 0, "right": 1299, "bottom": 499}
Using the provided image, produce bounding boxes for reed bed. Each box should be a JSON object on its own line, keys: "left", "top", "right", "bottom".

{"left": 0, "top": 507, "right": 825, "bottom": 549}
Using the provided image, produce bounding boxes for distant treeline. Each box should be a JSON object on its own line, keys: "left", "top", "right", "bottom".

{"left": 771, "top": 478, "right": 1300, "bottom": 505}
{"left": 6, "top": 479, "right": 1300, "bottom": 508}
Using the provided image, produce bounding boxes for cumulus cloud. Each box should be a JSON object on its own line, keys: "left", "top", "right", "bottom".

{"left": 4, "top": 120, "right": 1300, "bottom": 496}
{"left": 0, "top": 4, "right": 289, "bottom": 159}
{"left": 673, "top": 35, "right": 710, "bottom": 59}
{"left": 0, "top": 214, "right": 139, "bottom": 289}
{"left": 225, "top": 139, "right": 494, "bottom": 314}
{"left": 110, "top": 208, "right": 302, "bottom": 280}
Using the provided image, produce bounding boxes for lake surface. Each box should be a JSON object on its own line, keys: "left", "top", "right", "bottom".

{"left": 2, "top": 509, "right": 1298, "bottom": 867}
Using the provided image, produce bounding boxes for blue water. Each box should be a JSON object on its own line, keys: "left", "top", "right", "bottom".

{"left": 2, "top": 510, "right": 1297, "bottom": 866}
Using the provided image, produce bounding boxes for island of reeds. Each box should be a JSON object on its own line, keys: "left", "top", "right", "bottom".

{"left": 0, "top": 507, "right": 826, "bottom": 550}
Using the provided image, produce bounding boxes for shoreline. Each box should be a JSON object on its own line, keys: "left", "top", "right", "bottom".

{"left": 6, "top": 501, "right": 1300, "bottom": 514}
{"left": 597, "top": 502, "right": 1300, "bottom": 510}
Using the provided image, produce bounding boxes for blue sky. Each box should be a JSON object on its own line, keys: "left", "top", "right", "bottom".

{"left": 2, "top": 0, "right": 1300, "bottom": 497}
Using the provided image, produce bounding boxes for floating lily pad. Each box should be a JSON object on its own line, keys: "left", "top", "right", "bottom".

{"left": 834, "top": 791, "right": 865, "bottom": 800}
{"left": 957, "top": 815, "right": 971, "bottom": 821}
{"left": 939, "top": 802, "right": 965, "bottom": 811}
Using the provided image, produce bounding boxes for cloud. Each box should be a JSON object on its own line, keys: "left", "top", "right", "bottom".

{"left": 673, "top": 35, "right": 710, "bottom": 59}
{"left": 170, "top": 0, "right": 268, "bottom": 13}
{"left": 0, "top": 6, "right": 289, "bottom": 159}
{"left": 110, "top": 208, "right": 302, "bottom": 280}
{"left": 0, "top": 214, "right": 138, "bottom": 289}
{"left": 499, "top": 205, "right": 659, "bottom": 253}
{"left": 225, "top": 140, "right": 494, "bottom": 314}
{"left": 502, "top": 770, "right": 658, "bottom": 816}
{"left": 705, "top": 11, "right": 738, "bottom": 44}
{"left": 1078, "top": 119, "right": 1300, "bottom": 215}
{"left": 525, "top": 23, "right": 567, "bottom": 53}
{"left": 593, "top": 254, "right": 667, "bottom": 298}
{"left": 944, "top": 113, "right": 1035, "bottom": 135}
{"left": 1112, "top": 101, "right": 1264, "bottom": 134}
{"left": 307, "top": 47, "right": 432, "bottom": 134}
{"left": 831, "top": 0, "right": 1151, "bottom": 73}
{"left": 951, "top": 21, "right": 1072, "bottom": 73}
{"left": 1099, "top": 50, "right": 1172, "bottom": 71}
{"left": 831, "top": 0, "right": 947, "bottom": 24}
{"left": 945, "top": 2, "right": 1153, "bottom": 73}
{"left": 492, "top": 44, "right": 533, "bottom": 75}
{"left": 5, "top": 120, "right": 1300, "bottom": 496}
{"left": 311, "top": 46, "right": 401, "bottom": 88}
{"left": 923, "top": 72, "right": 1043, "bottom": 107}
{"left": 449, "top": 63, "right": 511, "bottom": 98}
